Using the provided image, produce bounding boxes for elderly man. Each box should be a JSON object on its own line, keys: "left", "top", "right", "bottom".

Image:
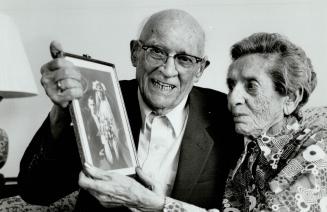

{"left": 18, "top": 9, "right": 241, "bottom": 211}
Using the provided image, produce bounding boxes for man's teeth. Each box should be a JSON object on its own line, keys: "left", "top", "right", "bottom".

{"left": 153, "top": 80, "right": 175, "bottom": 90}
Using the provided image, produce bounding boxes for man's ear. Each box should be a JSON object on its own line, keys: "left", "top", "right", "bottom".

{"left": 130, "top": 40, "right": 140, "bottom": 67}
{"left": 194, "top": 57, "right": 210, "bottom": 82}
{"left": 283, "top": 89, "right": 303, "bottom": 115}
{"left": 202, "top": 58, "right": 210, "bottom": 71}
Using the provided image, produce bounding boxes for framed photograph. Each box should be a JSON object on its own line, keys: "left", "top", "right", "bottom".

{"left": 66, "top": 53, "right": 138, "bottom": 175}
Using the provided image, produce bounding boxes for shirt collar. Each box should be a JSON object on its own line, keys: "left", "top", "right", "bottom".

{"left": 138, "top": 89, "right": 189, "bottom": 137}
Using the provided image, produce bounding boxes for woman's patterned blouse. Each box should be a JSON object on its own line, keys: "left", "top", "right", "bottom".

{"left": 223, "top": 107, "right": 327, "bottom": 212}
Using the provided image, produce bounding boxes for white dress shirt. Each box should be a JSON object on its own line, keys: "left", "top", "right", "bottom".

{"left": 137, "top": 90, "right": 189, "bottom": 196}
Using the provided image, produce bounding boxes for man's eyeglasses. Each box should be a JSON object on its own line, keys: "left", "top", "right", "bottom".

{"left": 139, "top": 41, "right": 204, "bottom": 70}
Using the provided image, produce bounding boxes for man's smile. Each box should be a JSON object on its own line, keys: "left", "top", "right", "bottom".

{"left": 151, "top": 79, "right": 176, "bottom": 91}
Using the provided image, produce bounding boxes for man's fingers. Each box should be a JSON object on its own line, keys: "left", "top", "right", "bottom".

{"left": 83, "top": 163, "right": 112, "bottom": 180}
{"left": 79, "top": 171, "right": 114, "bottom": 195}
{"left": 40, "top": 63, "right": 49, "bottom": 75}
{"left": 41, "top": 58, "right": 74, "bottom": 75}
{"left": 81, "top": 176, "right": 125, "bottom": 207}
{"left": 50, "top": 40, "right": 64, "bottom": 59}
{"left": 79, "top": 169, "right": 131, "bottom": 197}
{"left": 79, "top": 171, "right": 97, "bottom": 190}
{"left": 58, "top": 87, "right": 83, "bottom": 100}
{"left": 46, "top": 87, "right": 83, "bottom": 108}
{"left": 47, "top": 58, "right": 74, "bottom": 71}
{"left": 40, "top": 71, "right": 54, "bottom": 88}
{"left": 79, "top": 171, "right": 89, "bottom": 187}
{"left": 89, "top": 190, "right": 125, "bottom": 205}
{"left": 56, "top": 78, "right": 83, "bottom": 92}
{"left": 41, "top": 61, "right": 83, "bottom": 108}
{"left": 54, "top": 67, "right": 82, "bottom": 82}
{"left": 78, "top": 171, "right": 162, "bottom": 210}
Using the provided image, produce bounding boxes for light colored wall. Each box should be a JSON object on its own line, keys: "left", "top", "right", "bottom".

{"left": 0, "top": 0, "right": 326, "bottom": 177}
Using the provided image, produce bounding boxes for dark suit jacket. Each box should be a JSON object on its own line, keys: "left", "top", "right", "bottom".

{"left": 18, "top": 79, "right": 242, "bottom": 211}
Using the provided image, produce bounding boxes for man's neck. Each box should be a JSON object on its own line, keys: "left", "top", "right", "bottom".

{"left": 137, "top": 91, "right": 188, "bottom": 116}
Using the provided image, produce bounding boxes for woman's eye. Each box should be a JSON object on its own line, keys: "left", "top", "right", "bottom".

{"left": 246, "top": 81, "right": 258, "bottom": 92}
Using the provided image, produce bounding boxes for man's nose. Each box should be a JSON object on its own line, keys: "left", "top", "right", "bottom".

{"left": 161, "top": 56, "right": 178, "bottom": 77}
{"left": 228, "top": 84, "right": 245, "bottom": 107}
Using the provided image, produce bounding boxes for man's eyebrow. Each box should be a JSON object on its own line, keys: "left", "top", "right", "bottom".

{"left": 176, "top": 51, "right": 190, "bottom": 55}
{"left": 145, "top": 43, "right": 194, "bottom": 56}
{"left": 145, "top": 43, "right": 168, "bottom": 51}
{"left": 176, "top": 50, "right": 203, "bottom": 58}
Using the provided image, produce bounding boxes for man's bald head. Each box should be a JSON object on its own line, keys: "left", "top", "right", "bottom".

{"left": 130, "top": 9, "right": 209, "bottom": 115}
{"left": 139, "top": 9, "right": 206, "bottom": 56}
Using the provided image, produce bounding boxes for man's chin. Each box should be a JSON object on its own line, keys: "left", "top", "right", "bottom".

{"left": 150, "top": 102, "right": 173, "bottom": 112}
{"left": 146, "top": 94, "right": 173, "bottom": 106}
{"left": 145, "top": 98, "right": 176, "bottom": 114}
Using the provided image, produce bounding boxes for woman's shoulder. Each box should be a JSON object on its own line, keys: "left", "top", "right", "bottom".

{"left": 302, "top": 106, "right": 327, "bottom": 130}
{"left": 297, "top": 106, "right": 327, "bottom": 156}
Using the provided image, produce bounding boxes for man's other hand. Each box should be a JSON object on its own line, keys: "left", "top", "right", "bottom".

{"left": 79, "top": 163, "right": 165, "bottom": 211}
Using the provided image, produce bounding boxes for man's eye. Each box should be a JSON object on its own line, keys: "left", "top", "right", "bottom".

{"left": 149, "top": 47, "right": 165, "bottom": 56}
{"left": 176, "top": 55, "right": 194, "bottom": 64}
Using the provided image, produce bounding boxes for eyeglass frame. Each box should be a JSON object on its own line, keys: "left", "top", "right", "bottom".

{"left": 137, "top": 40, "right": 206, "bottom": 70}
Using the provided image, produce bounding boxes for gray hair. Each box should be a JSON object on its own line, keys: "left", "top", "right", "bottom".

{"left": 230, "top": 32, "right": 317, "bottom": 118}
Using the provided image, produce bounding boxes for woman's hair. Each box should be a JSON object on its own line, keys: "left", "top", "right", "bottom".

{"left": 230, "top": 32, "right": 317, "bottom": 118}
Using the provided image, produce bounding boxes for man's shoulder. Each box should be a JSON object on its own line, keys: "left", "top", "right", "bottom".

{"left": 190, "top": 86, "right": 228, "bottom": 111}
{"left": 191, "top": 86, "right": 227, "bottom": 98}
{"left": 119, "top": 79, "right": 138, "bottom": 91}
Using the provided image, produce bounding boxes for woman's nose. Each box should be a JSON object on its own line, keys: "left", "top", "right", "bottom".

{"left": 228, "top": 84, "right": 245, "bottom": 107}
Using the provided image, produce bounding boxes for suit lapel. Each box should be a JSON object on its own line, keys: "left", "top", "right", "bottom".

{"left": 171, "top": 89, "right": 214, "bottom": 201}
{"left": 122, "top": 80, "right": 214, "bottom": 200}
{"left": 120, "top": 80, "right": 142, "bottom": 148}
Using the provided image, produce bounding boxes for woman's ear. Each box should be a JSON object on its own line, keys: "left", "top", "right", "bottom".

{"left": 283, "top": 89, "right": 303, "bottom": 115}
{"left": 130, "top": 40, "right": 140, "bottom": 67}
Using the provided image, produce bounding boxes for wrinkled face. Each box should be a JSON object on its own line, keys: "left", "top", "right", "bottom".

{"left": 133, "top": 21, "right": 205, "bottom": 115}
{"left": 227, "top": 54, "right": 287, "bottom": 136}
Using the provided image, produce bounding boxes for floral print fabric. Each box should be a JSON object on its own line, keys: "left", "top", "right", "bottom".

{"left": 223, "top": 107, "right": 327, "bottom": 212}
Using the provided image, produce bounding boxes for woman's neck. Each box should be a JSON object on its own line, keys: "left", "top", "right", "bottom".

{"left": 265, "top": 116, "right": 286, "bottom": 137}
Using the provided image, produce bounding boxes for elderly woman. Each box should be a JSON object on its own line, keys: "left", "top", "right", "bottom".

{"left": 79, "top": 32, "right": 327, "bottom": 212}
{"left": 222, "top": 32, "right": 326, "bottom": 212}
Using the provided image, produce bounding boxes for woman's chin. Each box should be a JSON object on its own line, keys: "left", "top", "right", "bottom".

{"left": 235, "top": 126, "right": 249, "bottom": 136}
{"left": 235, "top": 125, "right": 261, "bottom": 137}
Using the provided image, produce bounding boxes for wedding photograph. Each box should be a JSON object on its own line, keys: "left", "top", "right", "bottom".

{"left": 68, "top": 56, "right": 137, "bottom": 174}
